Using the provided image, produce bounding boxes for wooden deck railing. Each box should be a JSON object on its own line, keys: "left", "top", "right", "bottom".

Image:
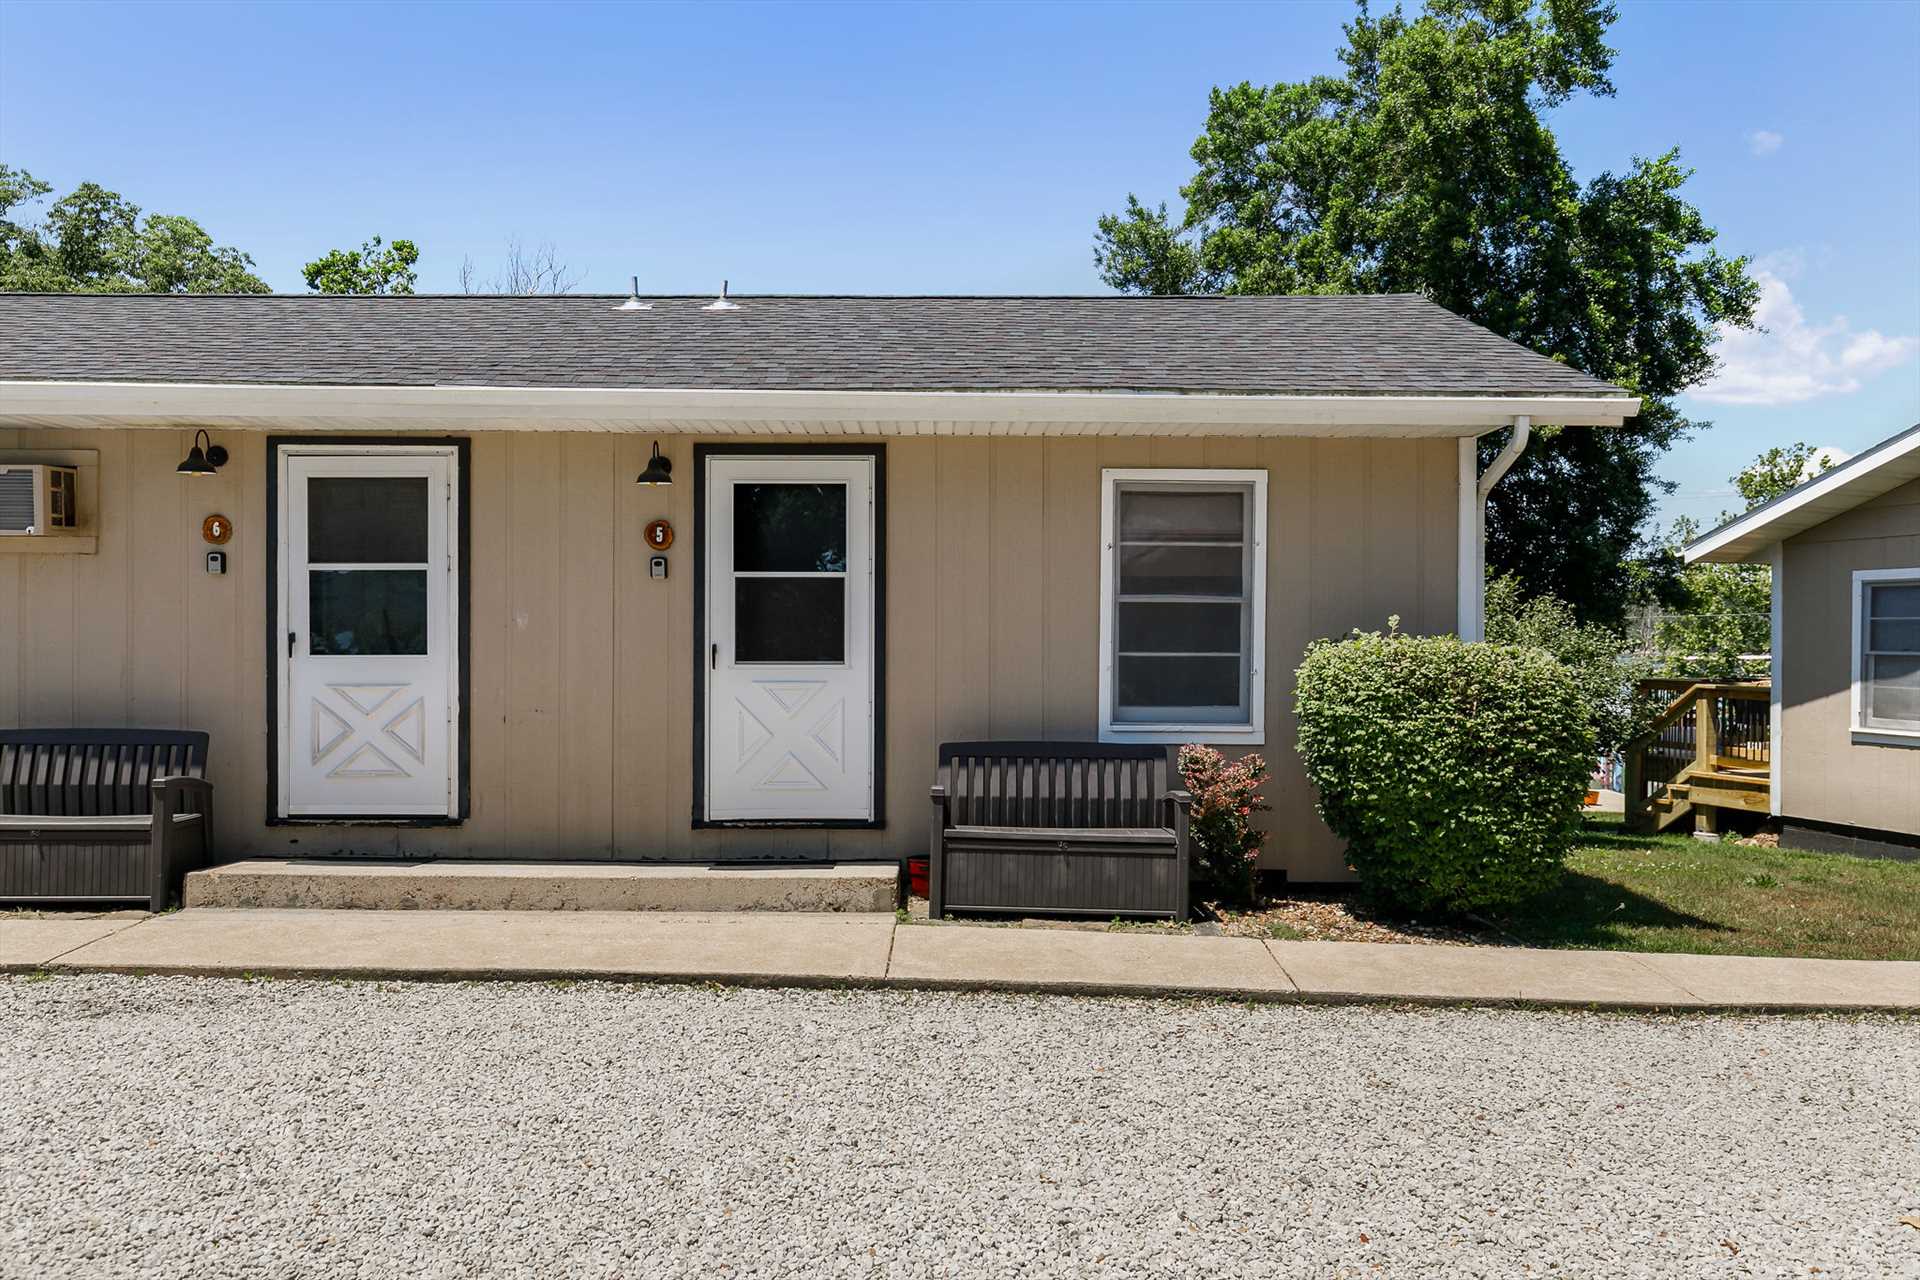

{"left": 1624, "top": 681, "right": 1770, "bottom": 834}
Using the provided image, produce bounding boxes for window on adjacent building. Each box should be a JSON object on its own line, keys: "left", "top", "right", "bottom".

{"left": 1099, "top": 469, "right": 1267, "bottom": 744}
{"left": 1857, "top": 571, "right": 1920, "bottom": 735}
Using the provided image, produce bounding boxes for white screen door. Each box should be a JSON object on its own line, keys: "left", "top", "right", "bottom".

{"left": 705, "top": 455, "right": 875, "bottom": 821}
{"left": 278, "top": 448, "right": 458, "bottom": 817}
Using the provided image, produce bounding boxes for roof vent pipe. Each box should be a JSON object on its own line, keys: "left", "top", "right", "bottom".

{"left": 1458, "top": 416, "right": 1531, "bottom": 643}
{"left": 703, "top": 280, "right": 741, "bottom": 312}
{"left": 616, "top": 276, "right": 652, "bottom": 311}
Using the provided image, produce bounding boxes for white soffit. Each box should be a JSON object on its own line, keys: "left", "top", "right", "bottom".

{"left": 0, "top": 381, "right": 1641, "bottom": 435}
{"left": 1686, "top": 422, "right": 1920, "bottom": 565}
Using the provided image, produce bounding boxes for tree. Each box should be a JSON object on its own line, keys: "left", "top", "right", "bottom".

{"left": 459, "top": 237, "right": 581, "bottom": 294}
{"left": 1094, "top": 0, "right": 1758, "bottom": 626}
{"left": 303, "top": 235, "right": 419, "bottom": 294}
{"left": 0, "top": 164, "right": 268, "bottom": 293}
{"left": 1732, "top": 442, "right": 1842, "bottom": 509}
{"left": 1485, "top": 576, "right": 1651, "bottom": 757}
{"left": 1651, "top": 443, "right": 1837, "bottom": 678}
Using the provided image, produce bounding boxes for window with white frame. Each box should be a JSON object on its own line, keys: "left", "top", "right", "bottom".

{"left": 1099, "top": 469, "right": 1266, "bottom": 744}
{"left": 1856, "top": 570, "right": 1920, "bottom": 735}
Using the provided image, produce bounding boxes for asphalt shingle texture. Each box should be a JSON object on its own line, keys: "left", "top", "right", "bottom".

{"left": 0, "top": 292, "right": 1631, "bottom": 398}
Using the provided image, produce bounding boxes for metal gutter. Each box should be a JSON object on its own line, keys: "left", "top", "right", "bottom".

{"left": 0, "top": 381, "right": 1643, "bottom": 433}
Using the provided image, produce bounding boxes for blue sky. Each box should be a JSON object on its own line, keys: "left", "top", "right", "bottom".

{"left": 2, "top": 0, "right": 1915, "bottom": 532}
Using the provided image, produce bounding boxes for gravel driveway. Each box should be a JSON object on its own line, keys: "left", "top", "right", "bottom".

{"left": 1, "top": 975, "right": 1915, "bottom": 1279}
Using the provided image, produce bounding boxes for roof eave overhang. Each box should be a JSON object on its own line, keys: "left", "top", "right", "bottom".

{"left": 1686, "top": 424, "right": 1920, "bottom": 564}
{"left": 1688, "top": 529, "right": 1782, "bottom": 565}
{"left": 0, "top": 380, "right": 1641, "bottom": 433}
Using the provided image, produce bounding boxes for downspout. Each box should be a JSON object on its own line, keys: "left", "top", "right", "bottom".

{"left": 1478, "top": 416, "right": 1533, "bottom": 504}
{"left": 1457, "top": 416, "right": 1531, "bottom": 641}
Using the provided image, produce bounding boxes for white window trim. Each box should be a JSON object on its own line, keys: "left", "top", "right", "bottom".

{"left": 1098, "top": 467, "right": 1267, "bottom": 746}
{"left": 1851, "top": 567, "right": 1920, "bottom": 747}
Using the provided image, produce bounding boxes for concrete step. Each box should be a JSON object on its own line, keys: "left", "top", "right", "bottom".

{"left": 184, "top": 859, "right": 898, "bottom": 913}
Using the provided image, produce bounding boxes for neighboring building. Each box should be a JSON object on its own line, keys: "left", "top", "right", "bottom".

{"left": 0, "top": 292, "right": 1636, "bottom": 881}
{"left": 1688, "top": 423, "right": 1920, "bottom": 860}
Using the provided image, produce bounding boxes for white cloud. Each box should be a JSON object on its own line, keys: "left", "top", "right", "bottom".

{"left": 1748, "top": 129, "right": 1784, "bottom": 157}
{"left": 1753, "top": 247, "right": 1806, "bottom": 279}
{"left": 1840, "top": 331, "right": 1911, "bottom": 370}
{"left": 1693, "top": 271, "right": 1919, "bottom": 406}
{"left": 1804, "top": 446, "right": 1851, "bottom": 477}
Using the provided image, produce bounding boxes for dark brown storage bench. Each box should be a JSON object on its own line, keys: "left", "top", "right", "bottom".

{"left": 0, "top": 729, "right": 213, "bottom": 912}
{"left": 928, "top": 741, "right": 1192, "bottom": 920}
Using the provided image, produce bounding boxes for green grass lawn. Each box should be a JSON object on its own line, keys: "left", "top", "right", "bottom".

{"left": 1485, "top": 816, "right": 1920, "bottom": 962}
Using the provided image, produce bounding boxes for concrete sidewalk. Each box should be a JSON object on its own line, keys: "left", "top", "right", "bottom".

{"left": 3, "top": 908, "right": 1916, "bottom": 1011}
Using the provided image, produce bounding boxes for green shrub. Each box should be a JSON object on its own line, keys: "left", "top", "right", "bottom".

{"left": 1485, "top": 576, "right": 1655, "bottom": 757}
{"left": 1294, "top": 622, "right": 1595, "bottom": 914}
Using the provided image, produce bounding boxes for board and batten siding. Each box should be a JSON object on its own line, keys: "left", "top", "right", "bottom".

{"left": 1780, "top": 475, "right": 1920, "bottom": 837}
{"left": 0, "top": 427, "right": 1460, "bottom": 881}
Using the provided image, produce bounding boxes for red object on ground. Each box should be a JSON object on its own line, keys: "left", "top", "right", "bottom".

{"left": 907, "top": 856, "right": 929, "bottom": 898}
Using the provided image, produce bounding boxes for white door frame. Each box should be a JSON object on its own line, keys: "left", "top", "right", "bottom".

{"left": 274, "top": 443, "right": 462, "bottom": 819}
{"left": 699, "top": 447, "right": 881, "bottom": 825}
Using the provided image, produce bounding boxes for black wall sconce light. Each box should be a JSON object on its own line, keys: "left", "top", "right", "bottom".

{"left": 636, "top": 440, "right": 673, "bottom": 486}
{"left": 176, "top": 429, "right": 229, "bottom": 477}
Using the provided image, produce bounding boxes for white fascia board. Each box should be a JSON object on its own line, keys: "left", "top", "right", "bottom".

{"left": 0, "top": 380, "right": 1641, "bottom": 432}
{"left": 1686, "top": 423, "right": 1920, "bottom": 564}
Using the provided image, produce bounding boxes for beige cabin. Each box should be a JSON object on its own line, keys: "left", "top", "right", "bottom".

{"left": 1687, "top": 423, "right": 1920, "bottom": 860}
{"left": 0, "top": 293, "right": 1637, "bottom": 881}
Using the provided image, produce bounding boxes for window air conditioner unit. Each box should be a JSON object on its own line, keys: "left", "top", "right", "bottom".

{"left": 0, "top": 464, "right": 81, "bottom": 536}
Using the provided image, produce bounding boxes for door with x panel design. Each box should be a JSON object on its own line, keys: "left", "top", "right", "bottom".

{"left": 278, "top": 448, "right": 458, "bottom": 817}
{"left": 704, "top": 454, "right": 876, "bottom": 822}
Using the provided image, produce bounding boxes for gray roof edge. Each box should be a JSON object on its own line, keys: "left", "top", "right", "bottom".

{"left": 0, "top": 289, "right": 1442, "bottom": 302}
{"left": 0, "top": 373, "right": 1636, "bottom": 399}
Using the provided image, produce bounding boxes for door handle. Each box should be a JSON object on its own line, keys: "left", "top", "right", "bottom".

{"left": 711, "top": 643, "right": 718, "bottom": 670}
{"left": 288, "top": 630, "right": 296, "bottom": 656}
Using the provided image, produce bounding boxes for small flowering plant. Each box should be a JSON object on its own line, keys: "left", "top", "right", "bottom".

{"left": 1177, "top": 744, "right": 1271, "bottom": 906}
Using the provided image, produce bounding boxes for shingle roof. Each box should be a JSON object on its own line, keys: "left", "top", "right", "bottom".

{"left": 0, "top": 292, "right": 1632, "bottom": 399}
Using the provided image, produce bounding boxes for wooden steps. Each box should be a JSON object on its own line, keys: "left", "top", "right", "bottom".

{"left": 1643, "top": 766, "right": 1770, "bottom": 833}
{"left": 1625, "top": 681, "right": 1771, "bottom": 835}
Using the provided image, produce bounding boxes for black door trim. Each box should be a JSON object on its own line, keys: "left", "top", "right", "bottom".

{"left": 692, "top": 443, "right": 887, "bottom": 830}
{"left": 265, "top": 435, "right": 472, "bottom": 827}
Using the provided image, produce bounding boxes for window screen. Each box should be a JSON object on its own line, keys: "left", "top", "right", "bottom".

{"left": 1111, "top": 483, "right": 1254, "bottom": 725}
{"left": 308, "top": 476, "right": 430, "bottom": 564}
{"left": 731, "top": 482, "right": 848, "bottom": 664}
{"left": 1863, "top": 580, "right": 1920, "bottom": 730}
